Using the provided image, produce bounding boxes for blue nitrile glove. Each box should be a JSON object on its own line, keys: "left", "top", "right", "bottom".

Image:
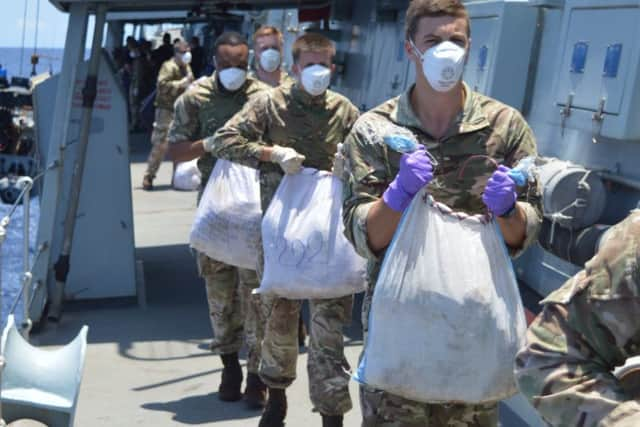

{"left": 482, "top": 165, "right": 518, "bottom": 216}
{"left": 383, "top": 148, "right": 434, "bottom": 212}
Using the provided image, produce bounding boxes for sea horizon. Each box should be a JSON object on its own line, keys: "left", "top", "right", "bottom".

{"left": 0, "top": 46, "right": 91, "bottom": 79}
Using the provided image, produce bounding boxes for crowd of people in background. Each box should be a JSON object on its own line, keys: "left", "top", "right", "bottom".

{"left": 112, "top": 32, "right": 206, "bottom": 133}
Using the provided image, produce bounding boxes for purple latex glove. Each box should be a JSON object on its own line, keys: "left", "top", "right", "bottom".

{"left": 482, "top": 165, "right": 518, "bottom": 216}
{"left": 383, "top": 149, "right": 434, "bottom": 212}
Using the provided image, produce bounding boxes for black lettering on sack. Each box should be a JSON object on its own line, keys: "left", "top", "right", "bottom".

{"left": 271, "top": 232, "right": 331, "bottom": 268}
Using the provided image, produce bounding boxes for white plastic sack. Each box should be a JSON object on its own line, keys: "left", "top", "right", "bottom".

{"left": 259, "top": 168, "right": 367, "bottom": 299}
{"left": 355, "top": 193, "right": 527, "bottom": 404}
{"left": 189, "top": 159, "right": 261, "bottom": 270}
{"left": 173, "top": 159, "right": 202, "bottom": 191}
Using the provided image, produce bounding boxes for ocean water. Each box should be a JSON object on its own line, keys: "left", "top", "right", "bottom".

{"left": 0, "top": 197, "right": 40, "bottom": 327}
{"left": 0, "top": 47, "right": 90, "bottom": 79}
{"left": 0, "top": 47, "right": 48, "bottom": 326}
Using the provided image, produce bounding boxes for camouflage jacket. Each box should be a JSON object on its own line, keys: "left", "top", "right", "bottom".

{"left": 209, "top": 80, "right": 360, "bottom": 209}
{"left": 154, "top": 58, "right": 193, "bottom": 110}
{"left": 515, "top": 210, "right": 640, "bottom": 427}
{"left": 342, "top": 83, "right": 542, "bottom": 284}
{"left": 167, "top": 73, "right": 269, "bottom": 187}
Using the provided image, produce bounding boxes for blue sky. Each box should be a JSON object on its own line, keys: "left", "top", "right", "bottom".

{"left": 0, "top": 0, "right": 70, "bottom": 48}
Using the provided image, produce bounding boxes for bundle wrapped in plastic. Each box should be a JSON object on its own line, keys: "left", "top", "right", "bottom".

{"left": 172, "top": 159, "right": 201, "bottom": 191}
{"left": 355, "top": 192, "right": 527, "bottom": 403}
{"left": 189, "top": 159, "right": 261, "bottom": 270}
{"left": 259, "top": 168, "right": 367, "bottom": 299}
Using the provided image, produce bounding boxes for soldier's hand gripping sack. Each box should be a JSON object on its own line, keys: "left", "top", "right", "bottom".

{"left": 189, "top": 159, "right": 261, "bottom": 270}
{"left": 258, "top": 168, "right": 367, "bottom": 299}
{"left": 355, "top": 192, "right": 527, "bottom": 403}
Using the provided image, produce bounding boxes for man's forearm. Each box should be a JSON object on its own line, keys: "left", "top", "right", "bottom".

{"left": 366, "top": 199, "right": 403, "bottom": 253}
{"left": 497, "top": 202, "right": 527, "bottom": 249}
{"left": 259, "top": 146, "right": 271, "bottom": 162}
{"left": 168, "top": 140, "right": 205, "bottom": 163}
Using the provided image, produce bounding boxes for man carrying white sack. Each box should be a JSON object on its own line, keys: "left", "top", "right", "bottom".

{"left": 249, "top": 24, "right": 309, "bottom": 349}
{"left": 341, "top": 0, "right": 543, "bottom": 425}
{"left": 168, "top": 32, "right": 270, "bottom": 409}
{"left": 208, "top": 33, "right": 360, "bottom": 427}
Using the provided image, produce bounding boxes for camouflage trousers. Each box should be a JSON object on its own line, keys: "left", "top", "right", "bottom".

{"left": 260, "top": 295, "right": 353, "bottom": 416}
{"left": 197, "top": 252, "right": 264, "bottom": 374}
{"left": 145, "top": 108, "right": 173, "bottom": 179}
{"left": 359, "top": 288, "right": 498, "bottom": 426}
{"left": 256, "top": 172, "right": 352, "bottom": 414}
{"left": 360, "top": 387, "right": 498, "bottom": 427}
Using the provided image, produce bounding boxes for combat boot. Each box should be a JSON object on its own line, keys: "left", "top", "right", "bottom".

{"left": 219, "top": 352, "right": 243, "bottom": 401}
{"left": 142, "top": 174, "right": 153, "bottom": 191}
{"left": 258, "top": 388, "right": 287, "bottom": 427}
{"left": 321, "top": 415, "right": 343, "bottom": 427}
{"left": 244, "top": 372, "right": 267, "bottom": 409}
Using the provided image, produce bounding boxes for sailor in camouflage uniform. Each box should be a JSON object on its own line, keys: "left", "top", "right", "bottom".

{"left": 515, "top": 210, "right": 640, "bottom": 427}
{"left": 249, "top": 25, "right": 296, "bottom": 88}
{"left": 167, "top": 32, "right": 270, "bottom": 409}
{"left": 208, "top": 33, "right": 360, "bottom": 427}
{"left": 248, "top": 25, "right": 309, "bottom": 350}
{"left": 341, "top": 1, "right": 542, "bottom": 425}
{"left": 142, "top": 40, "right": 193, "bottom": 190}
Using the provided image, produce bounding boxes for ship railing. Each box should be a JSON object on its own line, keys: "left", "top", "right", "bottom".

{"left": 0, "top": 167, "right": 50, "bottom": 337}
{"left": 0, "top": 168, "right": 48, "bottom": 426}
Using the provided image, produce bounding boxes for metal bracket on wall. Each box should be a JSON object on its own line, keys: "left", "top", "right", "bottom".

{"left": 285, "top": 12, "right": 298, "bottom": 33}
{"left": 592, "top": 97, "right": 606, "bottom": 144}
{"left": 560, "top": 92, "right": 574, "bottom": 136}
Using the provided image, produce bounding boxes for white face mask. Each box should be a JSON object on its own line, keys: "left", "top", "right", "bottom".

{"left": 259, "top": 48, "right": 281, "bottom": 73}
{"left": 218, "top": 67, "right": 247, "bottom": 91}
{"left": 411, "top": 40, "right": 466, "bottom": 92}
{"left": 300, "top": 64, "right": 331, "bottom": 96}
{"left": 181, "top": 51, "right": 192, "bottom": 65}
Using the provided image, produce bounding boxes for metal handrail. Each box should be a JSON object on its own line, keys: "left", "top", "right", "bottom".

{"left": 0, "top": 173, "right": 40, "bottom": 427}
{"left": 0, "top": 173, "right": 45, "bottom": 335}
{"left": 9, "top": 243, "right": 46, "bottom": 325}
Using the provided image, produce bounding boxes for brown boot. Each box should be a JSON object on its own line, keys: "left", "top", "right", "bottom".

{"left": 258, "top": 388, "right": 287, "bottom": 427}
{"left": 218, "top": 353, "right": 243, "bottom": 401}
{"left": 322, "top": 414, "right": 343, "bottom": 427}
{"left": 244, "top": 373, "right": 267, "bottom": 409}
{"left": 142, "top": 174, "right": 153, "bottom": 191}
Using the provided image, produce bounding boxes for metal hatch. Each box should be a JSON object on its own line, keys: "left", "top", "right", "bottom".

{"left": 554, "top": 2, "right": 640, "bottom": 115}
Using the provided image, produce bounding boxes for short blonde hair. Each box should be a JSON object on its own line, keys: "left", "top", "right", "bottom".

{"left": 292, "top": 32, "right": 336, "bottom": 63}
{"left": 252, "top": 26, "right": 283, "bottom": 44}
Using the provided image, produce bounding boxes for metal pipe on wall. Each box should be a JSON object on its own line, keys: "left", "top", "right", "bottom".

{"left": 600, "top": 172, "right": 640, "bottom": 192}
{"left": 30, "top": 2, "right": 90, "bottom": 325}
{"left": 50, "top": 4, "right": 108, "bottom": 321}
